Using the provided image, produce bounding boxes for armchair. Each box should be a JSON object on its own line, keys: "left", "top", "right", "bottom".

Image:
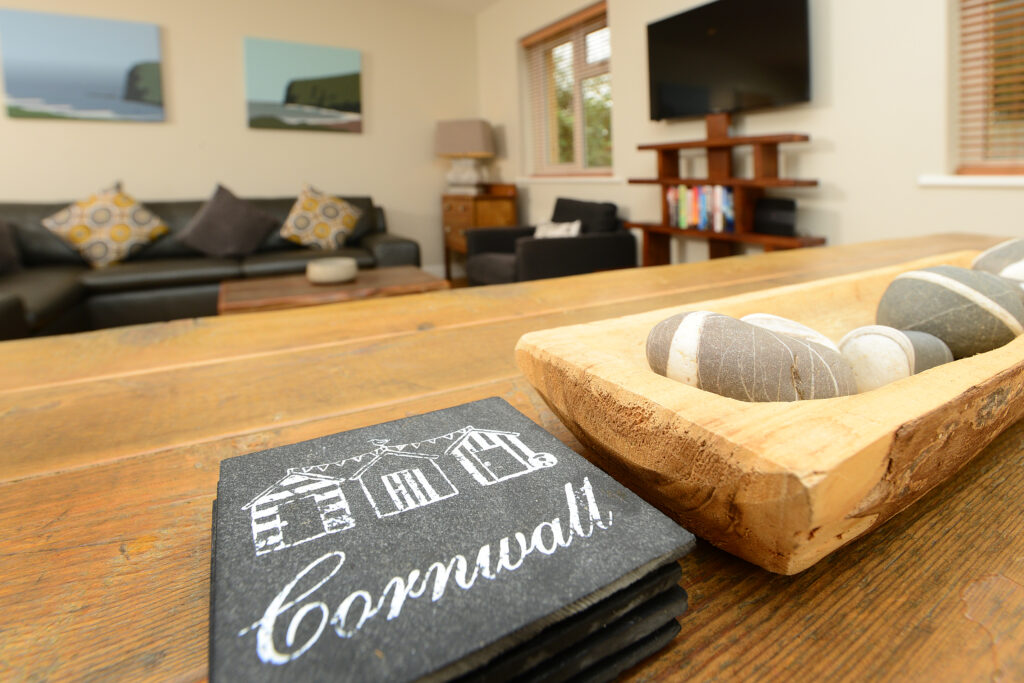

{"left": 464, "top": 198, "right": 636, "bottom": 286}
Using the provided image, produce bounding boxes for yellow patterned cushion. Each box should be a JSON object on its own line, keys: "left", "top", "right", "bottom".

{"left": 280, "top": 185, "right": 363, "bottom": 250}
{"left": 42, "top": 185, "right": 168, "bottom": 268}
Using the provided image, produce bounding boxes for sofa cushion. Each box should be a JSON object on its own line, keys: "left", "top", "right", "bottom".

{"left": 79, "top": 257, "right": 243, "bottom": 293}
{"left": 466, "top": 252, "right": 517, "bottom": 285}
{"left": 279, "top": 186, "right": 364, "bottom": 250}
{"left": 0, "top": 219, "right": 21, "bottom": 273}
{"left": 241, "top": 248, "right": 373, "bottom": 277}
{"left": 551, "top": 198, "right": 618, "bottom": 234}
{"left": 3, "top": 203, "right": 89, "bottom": 266}
{"left": 88, "top": 284, "right": 221, "bottom": 329}
{"left": 178, "top": 185, "right": 279, "bottom": 258}
{"left": 534, "top": 220, "right": 582, "bottom": 238}
{"left": 0, "top": 293, "right": 29, "bottom": 340}
{"left": 42, "top": 185, "right": 170, "bottom": 268}
{"left": 0, "top": 265, "right": 87, "bottom": 329}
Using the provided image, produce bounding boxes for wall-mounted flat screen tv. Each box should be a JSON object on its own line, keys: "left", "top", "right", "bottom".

{"left": 648, "top": 0, "right": 810, "bottom": 120}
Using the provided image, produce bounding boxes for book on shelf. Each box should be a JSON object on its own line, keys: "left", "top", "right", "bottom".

{"left": 664, "top": 184, "right": 735, "bottom": 233}
{"left": 209, "top": 397, "right": 696, "bottom": 682}
{"left": 666, "top": 186, "right": 678, "bottom": 229}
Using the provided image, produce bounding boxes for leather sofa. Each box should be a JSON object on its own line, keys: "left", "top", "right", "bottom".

{"left": 0, "top": 196, "right": 419, "bottom": 339}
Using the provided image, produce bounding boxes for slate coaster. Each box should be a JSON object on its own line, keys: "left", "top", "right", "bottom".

{"left": 463, "top": 562, "right": 684, "bottom": 681}
{"left": 210, "top": 397, "right": 695, "bottom": 682}
{"left": 513, "top": 585, "right": 688, "bottom": 683}
{"left": 570, "top": 619, "right": 683, "bottom": 683}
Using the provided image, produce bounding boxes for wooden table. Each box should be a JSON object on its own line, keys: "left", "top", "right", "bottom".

{"left": 217, "top": 265, "right": 449, "bottom": 314}
{"left": 2, "top": 234, "right": 1022, "bottom": 681}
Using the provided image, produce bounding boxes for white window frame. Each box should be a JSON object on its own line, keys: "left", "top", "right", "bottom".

{"left": 523, "top": 3, "right": 612, "bottom": 177}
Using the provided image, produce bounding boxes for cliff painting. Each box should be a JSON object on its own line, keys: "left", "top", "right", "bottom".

{"left": 0, "top": 9, "right": 164, "bottom": 122}
{"left": 244, "top": 37, "right": 362, "bottom": 133}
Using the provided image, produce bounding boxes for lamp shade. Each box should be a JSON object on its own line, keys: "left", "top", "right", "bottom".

{"left": 435, "top": 119, "right": 495, "bottom": 158}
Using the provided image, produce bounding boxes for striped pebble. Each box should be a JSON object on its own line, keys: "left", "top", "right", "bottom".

{"left": 876, "top": 265, "right": 1024, "bottom": 359}
{"left": 740, "top": 313, "right": 839, "bottom": 352}
{"left": 839, "top": 325, "right": 953, "bottom": 392}
{"left": 646, "top": 311, "right": 856, "bottom": 402}
{"left": 972, "top": 238, "right": 1024, "bottom": 283}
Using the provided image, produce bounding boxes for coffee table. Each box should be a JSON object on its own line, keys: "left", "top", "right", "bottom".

{"left": 217, "top": 265, "right": 449, "bottom": 314}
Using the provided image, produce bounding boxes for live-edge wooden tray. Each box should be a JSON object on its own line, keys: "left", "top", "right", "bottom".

{"left": 515, "top": 251, "right": 1024, "bottom": 574}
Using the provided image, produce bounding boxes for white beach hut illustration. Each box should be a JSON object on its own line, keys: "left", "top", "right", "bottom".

{"left": 242, "top": 467, "right": 355, "bottom": 556}
{"left": 444, "top": 426, "right": 557, "bottom": 485}
{"left": 348, "top": 441, "right": 458, "bottom": 518}
{"left": 242, "top": 425, "right": 556, "bottom": 556}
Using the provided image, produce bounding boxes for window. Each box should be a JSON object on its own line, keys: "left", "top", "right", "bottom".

{"left": 523, "top": 2, "right": 612, "bottom": 175}
{"left": 958, "top": 0, "right": 1024, "bottom": 174}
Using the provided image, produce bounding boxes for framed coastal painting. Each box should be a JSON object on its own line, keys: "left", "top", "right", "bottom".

{"left": 0, "top": 9, "right": 164, "bottom": 121}
{"left": 244, "top": 37, "right": 362, "bottom": 133}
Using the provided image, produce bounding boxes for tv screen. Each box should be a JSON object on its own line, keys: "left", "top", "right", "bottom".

{"left": 647, "top": 0, "right": 810, "bottom": 120}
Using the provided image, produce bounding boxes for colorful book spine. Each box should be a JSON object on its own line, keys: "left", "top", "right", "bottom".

{"left": 723, "top": 187, "right": 735, "bottom": 233}
{"left": 713, "top": 186, "right": 724, "bottom": 233}
{"left": 678, "top": 185, "right": 688, "bottom": 228}
{"left": 667, "top": 186, "right": 678, "bottom": 228}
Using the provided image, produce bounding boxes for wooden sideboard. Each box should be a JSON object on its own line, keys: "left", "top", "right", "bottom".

{"left": 442, "top": 183, "right": 518, "bottom": 280}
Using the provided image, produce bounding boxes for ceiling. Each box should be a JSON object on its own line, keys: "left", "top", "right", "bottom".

{"left": 403, "top": 0, "right": 502, "bottom": 14}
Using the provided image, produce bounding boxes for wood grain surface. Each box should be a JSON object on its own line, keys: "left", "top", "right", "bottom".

{"left": 217, "top": 265, "right": 449, "bottom": 314}
{"left": 1, "top": 234, "right": 1020, "bottom": 682}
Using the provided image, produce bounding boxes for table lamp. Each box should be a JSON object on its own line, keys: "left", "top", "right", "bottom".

{"left": 435, "top": 119, "right": 495, "bottom": 195}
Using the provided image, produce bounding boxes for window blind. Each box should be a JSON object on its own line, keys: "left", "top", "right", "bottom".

{"left": 522, "top": 2, "right": 611, "bottom": 175}
{"left": 959, "top": 0, "right": 1024, "bottom": 173}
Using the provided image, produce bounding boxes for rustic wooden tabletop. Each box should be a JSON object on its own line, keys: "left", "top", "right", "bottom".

{"left": 1, "top": 234, "right": 1019, "bottom": 681}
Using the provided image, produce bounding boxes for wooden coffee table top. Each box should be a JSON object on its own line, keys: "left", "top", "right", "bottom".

{"left": 217, "top": 265, "right": 450, "bottom": 314}
{"left": 1, "top": 234, "right": 1022, "bottom": 681}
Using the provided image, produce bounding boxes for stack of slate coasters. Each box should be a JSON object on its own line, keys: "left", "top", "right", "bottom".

{"left": 210, "top": 397, "right": 695, "bottom": 682}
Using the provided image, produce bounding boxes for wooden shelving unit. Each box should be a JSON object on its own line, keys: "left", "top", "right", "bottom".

{"left": 626, "top": 113, "right": 823, "bottom": 265}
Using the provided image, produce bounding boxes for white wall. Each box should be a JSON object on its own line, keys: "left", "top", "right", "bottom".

{"left": 476, "top": 0, "right": 1024, "bottom": 262}
{"left": 0, "top": 0, "right": 479, "bottom": 272}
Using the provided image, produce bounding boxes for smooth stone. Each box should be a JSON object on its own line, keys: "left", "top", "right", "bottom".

{"left": 876, "top": 265, "right": 1024, "bottom": 359}
{"left": 972, "top": 238, "right": 1024, "bottom": 282}
{"left": 306, "top": 256, "right": 358, "bottom": 284}
{"left": 646, "top": 311, "right": 856, "bottom": 402}
{"left": 839, "top": 325, "right": 953, "bottom": 393}
{"left": 740, "top": 312, "right": 839, "bottom": 352}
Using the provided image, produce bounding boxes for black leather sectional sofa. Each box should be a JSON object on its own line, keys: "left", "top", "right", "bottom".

{"left": 0, "top": 196, "right": 420, "bottom": 340}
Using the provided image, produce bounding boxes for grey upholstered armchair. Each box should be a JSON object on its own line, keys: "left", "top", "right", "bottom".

{"left": 464, "top": 198, "right": 636, "bottom": 286}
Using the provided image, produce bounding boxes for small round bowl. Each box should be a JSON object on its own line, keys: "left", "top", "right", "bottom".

{"left": 306, "top": 257, "right": 358, "bottom": 284}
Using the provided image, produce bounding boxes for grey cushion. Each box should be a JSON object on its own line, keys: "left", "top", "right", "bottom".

{"left": 3, "top": 204, "right": 89, "bottom": 266}
{"left": 80, "top": 257, "right": 243, "bottom": 293}
{"left": 551, "top": 198, "right": 618, "bottom": 234}
{"left": 0, "top": 219, "right": 21, "bottom": 273}
{"left": 179, "top": 185, "right": 280, "bottom": 258}
{"left": 241, "top": 248, "right": 373, "bottom": 277}
{"left": 466, "top": 252, "right": 517, "bottom": 285}
{"left": 0, "top": 265, "right": 87, "bottom": 329}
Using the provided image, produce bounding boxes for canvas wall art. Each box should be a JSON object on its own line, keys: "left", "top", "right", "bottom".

{"left": 0, "top": 9, "right": 163, "bottom": 121}
{"left": 244, "top": 37, "right": 362, "bottom": 133}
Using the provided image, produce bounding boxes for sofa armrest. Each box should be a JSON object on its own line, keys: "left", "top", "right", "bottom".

{"left": 0, "top": 292, "right": 29, "bottom": 340}
{"left": 515, "top": 231, "right": 637, "bottom": 282}
{"left": 360, "top": 232, "right": 421, "bottom": 267}
{"left": 372, "top": 206, "right": 387, "bottom": 234}
{"left": 465, "top": 226, "right": 536, "bottom": 256}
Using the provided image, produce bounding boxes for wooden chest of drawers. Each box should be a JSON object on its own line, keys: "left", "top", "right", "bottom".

{"left": 443, "top": 184, "right": 518, "bottom": 279}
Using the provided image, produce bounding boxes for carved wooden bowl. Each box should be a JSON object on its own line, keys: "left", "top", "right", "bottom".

{"left": 516, "top": 251, "right": 1024, "bottom": 574}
